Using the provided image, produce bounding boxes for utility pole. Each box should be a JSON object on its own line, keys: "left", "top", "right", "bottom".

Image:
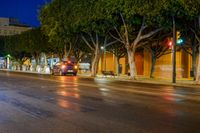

{"left": 172, "top": 16, "right": 176, "bottom": 83}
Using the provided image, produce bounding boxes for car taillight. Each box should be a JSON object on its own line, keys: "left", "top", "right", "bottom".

{"left": 61, "top": 65, "right": 66, "bottom": 69}
{"left": 74, "top": 65, "right": 78, "bottom": 69}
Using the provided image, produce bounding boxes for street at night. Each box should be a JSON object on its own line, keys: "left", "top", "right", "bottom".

{"left": 0, "top": 0, "right": 200, "bottom": 133}
{"left": 0, "top": 71, "right": 200, "bottom": 133}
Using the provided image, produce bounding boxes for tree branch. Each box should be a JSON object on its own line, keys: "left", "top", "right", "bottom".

{"left": 109, "top": 32, "right": 124, "bottom": 44}
{"left": 105, "top": 40, "right": 118, "bottom": 47}
{"left": 67, "top": 42, "right": 72, "bottom": 57}
{"left": 88, "top": 33, "right": 96, "bottom": 47}
{"left": 182, "top": 46, "right": 192, "bottom": 56}
{"left": 136, "top": 41, "right": 149, "bottom": 48}
{"left": 120, "top": 13, "right": 129, "bottom": 45}
{"left": 104, "top": 36, "right": 107, "bottom": 46}
{"left": 114, "top": 26, "right": 124, "bottom": 41}
{"left": 157, "top": 51, "right": 171, "bottom": 59}
{"left": 191, "top": 28, "right": 200, "bottom": 43}
{"left": 81, "top": 35, "right": 95, "bottom": 51}
{"left": 95, "top": 33, "right": 99, "bottom": 49}
{"left": 140, "top": 28, "right": 163, "bottom": 41}
{"left": 133, "top": 17, "right": 147, "bottom": 46}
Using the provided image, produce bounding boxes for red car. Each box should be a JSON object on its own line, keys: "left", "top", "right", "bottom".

{"left": 52, "top": 61, "right": 78, "bottom": 76}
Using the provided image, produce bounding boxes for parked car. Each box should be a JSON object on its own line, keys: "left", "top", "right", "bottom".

{"left": 52, "top": 61, "right": 78, "bottom": 76}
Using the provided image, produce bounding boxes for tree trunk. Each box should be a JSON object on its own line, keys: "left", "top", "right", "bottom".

{"left": 199, "top": 15, "right": 200, "bottom": 29}
{"left": 192, "top": 46, "right": 197, "bottom": 80}
{"left": 150, "top": 52, "right": 156, "bottom": 78}
{"left": 35, "top": 56, "right": 39, "bottom": 66}
{"left": 195, "top": 16, "right": 200, "bottom": 80}
{"left": 43, "top": 53, "right": 47, "bottom": 66}
{"left": 63, "top": 44, "right": 68, "bottom": 61}
{"left": 127, "top": 48, "right": 137, "bottom": 80}
{"left": 58, "top": 52, "right": 63, "bottom": 62}
{"left": 33, "top": 52, "right": 40, "bottom": 66}
{"left": 91, "top": 48, "right": 101, "bottom": 77}
{"left": 18, "top": 60, "right": 23, "bottom": 71}
{"left": 195, "top": 46, "right": 200, "bottom": 83}
{"left": 34, "top": 56, "right": 40, "bottom": 72}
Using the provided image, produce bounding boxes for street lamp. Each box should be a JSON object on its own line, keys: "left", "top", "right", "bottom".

{"left": 7, "top": 54, "right": 11, "bottom": 58}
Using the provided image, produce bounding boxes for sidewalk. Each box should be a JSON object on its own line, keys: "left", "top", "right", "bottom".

{"left": 95, "top": 74, "right": 200, "bottom": 88}
{"left": 1, "top": 69, "right": 199, "bottom": 88}
{"left": 0, "top": 69, "right": 50, "bottom": 75}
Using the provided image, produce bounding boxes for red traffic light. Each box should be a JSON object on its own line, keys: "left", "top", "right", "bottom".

{"left": 168, "top": 41, "right": 172, "bottom": 47}
{"left": 166, "top": 37, "right": 173, "bottom": 48}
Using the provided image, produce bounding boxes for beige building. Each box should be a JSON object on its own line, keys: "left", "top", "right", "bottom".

{"left": 0, "top": 17, "right": 31, "bottom": 36}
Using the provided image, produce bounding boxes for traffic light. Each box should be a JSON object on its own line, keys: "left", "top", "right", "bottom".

{"left": 167, "top": 38, "right": 173, "bottom": 48}
{"left": 176, "top": 31, "right": 181, "bottom": 40}
{"left": 177, "top": 38, "right": 184, "bottom": 44}
{"left": 168, "top": 41, "right": 172, "bottom": 47}
{"left": 176, "top": 31, "right": 184, "bottom": 45}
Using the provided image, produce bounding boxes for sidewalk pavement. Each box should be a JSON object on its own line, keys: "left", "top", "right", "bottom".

{"left": 1, "top": 69, "right": 199, "bottom": 88}
{"left": 0, "top": 69, "right": 50, "bottom": 75}
{"left": 95, "top": 74, "right": 200, "bottom": 88}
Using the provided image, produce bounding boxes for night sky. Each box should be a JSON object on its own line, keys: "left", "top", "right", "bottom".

{"left": 0, "top": 0, "right": 50, "bottom": 27}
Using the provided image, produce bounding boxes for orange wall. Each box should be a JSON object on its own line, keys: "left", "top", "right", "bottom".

{"left": 144, "top": 49, "right": 151, "bottom": 76}
{"left": 98, "top": 52, "right": 127, "bottom": 75}
{"left": 98, "top": 49, "right": 191, "bottom": 79}
{"left": 181, "top": 50, "right": 189, "bottom": 78}
{"left": 151, "top": 50, "right": 190, "bottom": 79}
{"left": 135, "top": 51, "right": 144, "bottom": 75}
{"left": 119, "top": 57, "right": 126, "bottom": 74}
{"left": 154, "top": 52, "right": 172, "bottom": 78}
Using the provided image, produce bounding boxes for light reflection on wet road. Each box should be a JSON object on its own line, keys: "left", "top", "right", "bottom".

{"left": 0, "top": 71, "right": 200, "bottom": 133}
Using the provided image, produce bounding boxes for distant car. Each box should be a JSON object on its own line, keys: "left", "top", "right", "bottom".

{"left": 52, "top": 61, "right": 78, "bottom": 76}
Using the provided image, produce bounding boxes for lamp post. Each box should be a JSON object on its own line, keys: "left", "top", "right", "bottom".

{"left": 172, "top": 16, "right": 176, "bottom": 83}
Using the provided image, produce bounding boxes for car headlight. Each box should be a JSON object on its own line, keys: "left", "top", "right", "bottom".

{"left": 74, "top": 65, "right": 78, "bottom": 69}
{"left": 61, "top": 65, "right": 66, "bottom": 69}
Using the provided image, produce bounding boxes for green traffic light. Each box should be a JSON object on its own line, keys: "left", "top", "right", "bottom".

{"left": 177, "top": 38, "right": 183, "bottom": 45}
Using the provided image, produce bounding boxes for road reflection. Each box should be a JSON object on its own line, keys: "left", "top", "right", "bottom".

{"left": 57, "top": 91, "right": 80, "bottom": 99}
{"left": 56, "top": 76, "right": 81, "bottom": 111}
{"left": 99, "top": 88, "right": 110, "bottom": 97}
{"left": 160, "top": 87, "right": 186, "bottom": 117}
{"left": 163, "top": 87, "right": 183, "bottom": 103}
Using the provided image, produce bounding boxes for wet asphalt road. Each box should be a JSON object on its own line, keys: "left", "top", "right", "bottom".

{"left": 0, "top": 71, "right": 200, "bottom": 133}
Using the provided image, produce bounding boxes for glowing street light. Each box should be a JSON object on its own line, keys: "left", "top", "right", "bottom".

{"left": 101, "top": 46, "right": 104, "bottom": 50}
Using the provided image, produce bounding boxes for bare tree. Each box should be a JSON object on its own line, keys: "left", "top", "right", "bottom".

{"left": 110, "top": 14, "right": 162, "bottom": 79}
